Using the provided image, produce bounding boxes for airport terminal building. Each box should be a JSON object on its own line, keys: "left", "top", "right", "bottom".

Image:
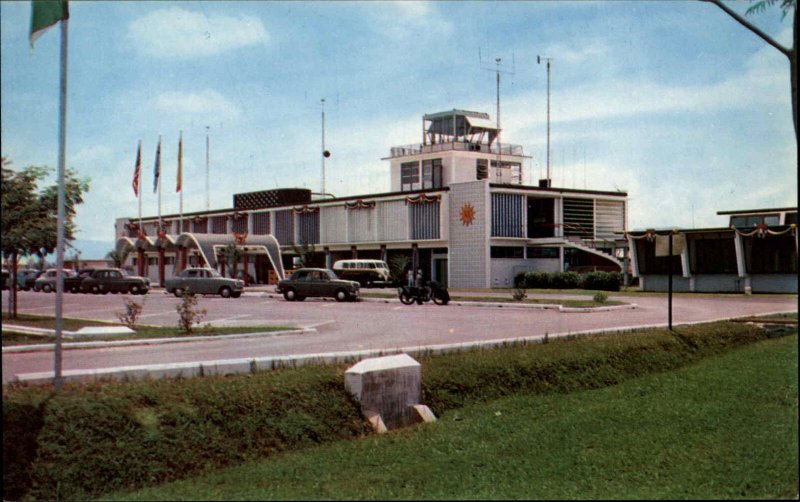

{"left": 627, "top": 207, "right": 798, "bottom": 293}
{"left": 115, "top": 109, "right": 628, "bottom": 288}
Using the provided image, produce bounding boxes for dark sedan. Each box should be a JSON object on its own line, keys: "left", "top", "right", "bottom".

{"left": 80, "top": 268, "right": 150, "bottom": 295}
{"left": 276, "top": 268, "right": 359, "bottom": 302}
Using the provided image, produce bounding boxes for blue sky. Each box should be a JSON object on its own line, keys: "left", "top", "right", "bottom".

{"left": 1, "top": 0, "right": 796, "bottom": 257}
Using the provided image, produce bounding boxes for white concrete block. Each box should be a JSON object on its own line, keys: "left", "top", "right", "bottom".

{"left": 345, "top": 353, "right": 429, "bottom": 430}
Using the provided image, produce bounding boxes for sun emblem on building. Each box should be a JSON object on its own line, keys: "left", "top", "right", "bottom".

{"left": 460, "top": 203, "right": 476, "bottom": 226}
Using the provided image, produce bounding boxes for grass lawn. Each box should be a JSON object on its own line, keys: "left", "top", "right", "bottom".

{"left": 1, "top": 313, "right": 296, "bottom": 345}
{"left": 106, "top": 334, "right": 798, "bottom": 500}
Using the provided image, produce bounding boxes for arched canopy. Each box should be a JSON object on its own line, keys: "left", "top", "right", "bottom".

{"left": 174, "top": 232, "right": 285, "bottom": 280}
{"left": 115, "top": 232, "right": 285, "bottom": 280}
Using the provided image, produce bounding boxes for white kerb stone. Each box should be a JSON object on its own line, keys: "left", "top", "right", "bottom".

{"left": 74, "top": 326, "right": 135, "bottom": 336}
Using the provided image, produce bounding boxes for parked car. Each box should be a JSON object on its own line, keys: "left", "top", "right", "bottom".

{"left": 332, "top": 259, "right": 392, "bottom": 287}
{"left": 276, "top": 268, "right": 360, "bottom": 302}
{"left": 33, "top": 268, "right": 77, "bottom": 293}
{"left": 165, "top": 267, "right": 244, "bottom": 298}
{"left": 80, "top": 268, "right": 150, "bottom": 295}
{"left": 16, "top": 269, "right": 44, "bottom": 291}
{"left": 64, "top": 268, "right": 96, "bottom": 293}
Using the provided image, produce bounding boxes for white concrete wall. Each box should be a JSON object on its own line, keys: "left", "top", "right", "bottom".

{"left": 490, "top": 258, "right": 561, "bottom": 288}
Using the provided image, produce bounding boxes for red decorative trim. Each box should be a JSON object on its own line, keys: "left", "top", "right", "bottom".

{"left": 405, "top": 194, "right": 441, "bottom": 205}
{"left": 344, "top": 200, "right": 376, "bottom": 210}
{"left": 233, "top": 232, "right": 248, "bottom": 245}
{"left": 293, "top": 205, "right": 320, "bottom": 214}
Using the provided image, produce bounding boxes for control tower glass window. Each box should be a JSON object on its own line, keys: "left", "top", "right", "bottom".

{"left": 422, "top": 159, "right": 442, "bottom": 189}
{"left": 401, "top": 161, "right": 420, "bottom": 192}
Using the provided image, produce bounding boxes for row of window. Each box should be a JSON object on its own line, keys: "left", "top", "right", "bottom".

{"left": 635, "top": 235, "right": 797, "bottom": 274}
{"left": 490, "top": 246, "right": 560, "bottom": 259}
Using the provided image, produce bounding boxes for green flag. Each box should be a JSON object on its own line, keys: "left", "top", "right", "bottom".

{"left": 30, "top": 0, "right": 69, "bottom": 47}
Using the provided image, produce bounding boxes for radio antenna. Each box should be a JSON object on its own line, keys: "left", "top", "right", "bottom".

{"left": 537, "top": 55, "right": 553, "bottom": 185}
{"left": 480, "top": 49, "right": 515, "bottom": 183}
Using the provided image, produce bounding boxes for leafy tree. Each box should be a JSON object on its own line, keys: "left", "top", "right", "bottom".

{"left": 107, "top": 246, "right": 132, "bottom": 269}
{"left": 1, "top": 158, "right": 90, "bottom": 318}
{"left": 706, "top": 0, "right": 797, "bottom": 144}
{"left": 290, "top": 239, "right": 316, "bottom": 268}
{"left": 223, "top": 242, "right": 243, "bottom": 278}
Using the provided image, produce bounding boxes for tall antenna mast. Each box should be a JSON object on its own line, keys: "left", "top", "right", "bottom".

{"left": 205, "top": 125, "right": 210, "bottom": 210}
{"left": 321, "top": 98, "right": 327, "bottom": 195}
{"left": 480, "top": 50, "right": 515, "bottom": 183}
{"left": 537, "top": 55, "right": 553, "bottom": 185}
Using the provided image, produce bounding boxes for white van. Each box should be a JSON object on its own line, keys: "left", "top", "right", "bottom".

{"left": 332, "top": 259, "right": 391, "bottom": 287}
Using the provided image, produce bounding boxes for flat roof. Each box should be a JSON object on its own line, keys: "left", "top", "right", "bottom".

{"left": 717, "top": 207, "right": 797, "bottom": 215}
{"left": 423, "top": 109, "right": 490, "bottom": 121}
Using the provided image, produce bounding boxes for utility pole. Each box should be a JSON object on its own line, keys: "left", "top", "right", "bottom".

{"left": 538, "top": 55, "right": 553, "bottom": 185}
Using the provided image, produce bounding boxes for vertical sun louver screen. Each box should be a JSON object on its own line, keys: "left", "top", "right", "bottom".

{"left": 491, "top": 193, "right": 524, "bottom": 237}
{"left": 211, "top": 216, "right": 227, "bottom": 234}
{"left": 251, "top": 212, "right": 270, "bottom": 235}
{"left": 410, "top": 201, "right": 440, "bottom": 240}
{"left": 297, "top": 212, "right": 320, "bottom": 245}
{"left": 321, "top": 206, "right": 346, "bottom": 243}
{"left": 563, "top": 198, "right": 594, "bottom": 239}
{"left": 274, "top": 210, "right": 294, "bottom": 245}
{"left": 232, "top": 215, "right": 248, "bottom": 234}
{"left": 192, "top": 218, "right": 207, "bottom": 234}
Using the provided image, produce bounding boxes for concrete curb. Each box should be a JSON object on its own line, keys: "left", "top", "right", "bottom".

{"left": 9, "top": 309, "right": 797, "bottom": 386}
{"left": 1, "top": 328, "right": 308, "bottom": 353}
{"left": 249, "top": 291, "right": 638, "bottom": 312}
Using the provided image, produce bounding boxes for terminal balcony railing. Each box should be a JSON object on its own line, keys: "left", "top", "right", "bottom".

{"left": 389, "top": 141, "right": 524, "bottom": 158}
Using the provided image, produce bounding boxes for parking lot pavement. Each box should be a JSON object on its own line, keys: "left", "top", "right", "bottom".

{"left": 2, "top": 289, "right": 797, "bottom": 384}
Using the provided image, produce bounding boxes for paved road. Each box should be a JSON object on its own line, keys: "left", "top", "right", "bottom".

{"left": 2, "top": 289, "right": 796, "bottom": 383}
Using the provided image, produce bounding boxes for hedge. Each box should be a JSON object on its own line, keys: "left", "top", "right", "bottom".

{"left": 515, "top": 271, "right": 621, "bottom": 291}
{"left": 3, "top": 321, "right": 790, "bottom": 501}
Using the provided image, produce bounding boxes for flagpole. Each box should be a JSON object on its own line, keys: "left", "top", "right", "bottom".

{"left": 157, "top": 135, "right": 162, "bottom": 230}
{"left": 138, "top": 140, "right": 143, "bottom": 229}
{"left": 53, "top": 16, "right": 69, "bottom": 390}
{"left": 179, "top": 131, "right": 183, "bottom": 232}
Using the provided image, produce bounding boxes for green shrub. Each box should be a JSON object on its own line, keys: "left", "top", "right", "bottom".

{"left": 419, "top": 322, "right": 781, "bottom": 414}
{"left": 3, "top": 368, "right": 368, "bottom": 501}
{"left": 516, "top": 271, "right": 621, "bottom": 291}
{"left": 583, "top": 271, "right": 622, "bottom": 291}
{"left": 593, "top": 291, "right": 608, "bottom": 303}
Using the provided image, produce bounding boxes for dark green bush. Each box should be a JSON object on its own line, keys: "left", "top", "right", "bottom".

{"left": 419, "top": 322, "right": 778, "bottom": 414}
{"left": 582, "top": 271, "right": 622, "bottom": 291}
{"left": 3, "top": 367, "right": 368, "bottom": 502}
{"left": 515, "top": 271, "right": 621, "bottom": 291}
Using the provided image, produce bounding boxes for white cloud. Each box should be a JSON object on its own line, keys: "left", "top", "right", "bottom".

{"left": 128, "top": 7, "right": 268, "bottom": 59}
{"left": 367, "top": 1, "right": 453, "bottom": 40}
{"left": 153, "top": 90, "right": 240, "bottom": 123}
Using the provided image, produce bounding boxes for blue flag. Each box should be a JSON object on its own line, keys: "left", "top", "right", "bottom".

{"left": 153, "top": 138, "right": 161, "bottom": 194}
